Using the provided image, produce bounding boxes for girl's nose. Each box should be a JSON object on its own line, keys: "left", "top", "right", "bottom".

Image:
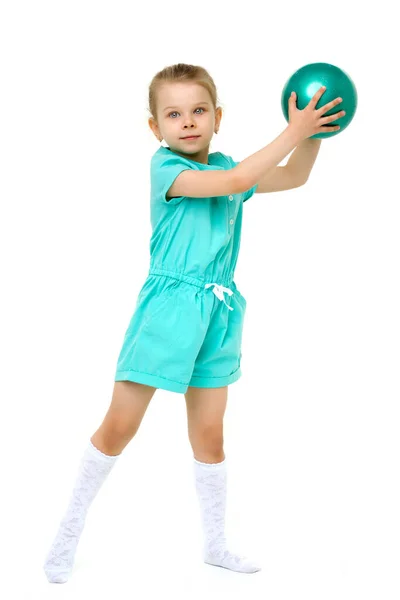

{"left": 183, "top": 115, "right": 195, "bottom": 126}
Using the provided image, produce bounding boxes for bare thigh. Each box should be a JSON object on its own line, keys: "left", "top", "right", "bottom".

{"left": 91, "top": 381, "right": 156, "bottom": 455}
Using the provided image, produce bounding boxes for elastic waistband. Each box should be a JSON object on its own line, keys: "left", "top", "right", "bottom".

{"left": 149, "top": 267, "right": 234, "bottom": 289}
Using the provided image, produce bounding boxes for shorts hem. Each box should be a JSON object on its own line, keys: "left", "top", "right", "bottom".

{"left": 188, "top": 366, "right": 242, "bottom": 388}
{"left": 115, "top": 369, "right": 187, "bottom": 394}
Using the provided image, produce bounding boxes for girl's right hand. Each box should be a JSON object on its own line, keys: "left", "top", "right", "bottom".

{"left": 288, "top": 86, "right": 346, "bottom": 141}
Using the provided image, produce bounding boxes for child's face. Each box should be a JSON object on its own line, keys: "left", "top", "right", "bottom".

{"left": 149, "top": 82, "right": 221, "bottom": 159}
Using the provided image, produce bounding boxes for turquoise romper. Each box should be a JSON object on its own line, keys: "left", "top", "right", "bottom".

{"left": 114, "top": 146, "right": 258, "bottom": 393}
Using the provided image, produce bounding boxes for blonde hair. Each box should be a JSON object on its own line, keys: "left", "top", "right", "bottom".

{"left": 148, "top": 63, "right": 219, "bottom": 121}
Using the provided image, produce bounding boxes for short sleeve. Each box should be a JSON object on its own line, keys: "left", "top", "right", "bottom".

{"left": 222, "top": 153, "right": 258, "bottom": 202}
{"left": 151, "top": 151, "right": 194, "bottom": 206}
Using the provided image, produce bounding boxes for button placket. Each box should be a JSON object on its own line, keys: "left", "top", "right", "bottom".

{"left": 228, "top": 195, "right": 235, "bottom": 227}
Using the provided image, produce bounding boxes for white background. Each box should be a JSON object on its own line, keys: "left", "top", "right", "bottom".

{"left": 1, "top": 1, "right": 399, "bottom": 599}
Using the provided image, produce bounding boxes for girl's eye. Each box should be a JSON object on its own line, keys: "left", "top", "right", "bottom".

{"left": 168, "top": 107, "right": 205, "bottom": 118}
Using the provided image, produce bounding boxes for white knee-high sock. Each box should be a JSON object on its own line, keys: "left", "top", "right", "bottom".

{"left": 193, "top": 457, "right": 261, "bottom": 574}
{"left": 43, "top": 440, "right": 120, "bottom": 583}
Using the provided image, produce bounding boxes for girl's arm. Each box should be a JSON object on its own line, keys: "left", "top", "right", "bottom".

{"left": 285, "top": 138, "right": 322, "bottom": 185}
{"left": 167, "top": 125, "right": 302, "bottom": 200}
{"left": 254, "top": 138, "right": 322, "bottom": 193}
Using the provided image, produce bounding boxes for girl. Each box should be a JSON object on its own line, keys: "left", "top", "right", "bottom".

{"left": 43, "top": 63, "right": 345, "bottom": 582}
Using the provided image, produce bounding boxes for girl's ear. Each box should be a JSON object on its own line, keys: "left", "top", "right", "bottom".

{"left": 148, "top": 118, "right": 163, "bottom": 142}
{"left": 215, "top": 106, "right": 223, "bottom": 133}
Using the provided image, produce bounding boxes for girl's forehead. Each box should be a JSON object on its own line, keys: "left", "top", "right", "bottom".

{"left": 158, "top": 82, "right": 209, "bottom": 104}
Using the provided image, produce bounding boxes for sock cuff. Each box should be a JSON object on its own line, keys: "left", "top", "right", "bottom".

{"left": 87, "top": 440, "right": 121, "bottom": 462}
{"left": 194, "top": 457, "right": 226, "bottom": 469}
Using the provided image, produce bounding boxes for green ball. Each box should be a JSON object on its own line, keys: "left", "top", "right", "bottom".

{"left": 281, "top": 62, "right": 358, "bottom": 139}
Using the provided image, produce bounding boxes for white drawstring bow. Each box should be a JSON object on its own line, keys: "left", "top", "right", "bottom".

{"left": 205, "top": 283, "right": 234, "bottom": 311}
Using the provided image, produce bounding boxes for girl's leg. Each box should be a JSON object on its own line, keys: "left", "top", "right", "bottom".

{"left": 43, "top": 381, "right": 156, "bottom": 583}
{"left": 185, "top": 385, "right": 261, "bottom": 574}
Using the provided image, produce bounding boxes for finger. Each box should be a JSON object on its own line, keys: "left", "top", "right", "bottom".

{"left": 319, "top": 125, "right": 341, "bottom": 132}
{"left": 320, "top": 110, "right": 346, "bottom": 124}
{"left": 288, "top": 91, "right": 297, "bottom": 114}
{"left": 309, "top": 86, "right": 326, "bottom": 109}
{"left": 317, "top": 96, "right": 343, "bottom": 116}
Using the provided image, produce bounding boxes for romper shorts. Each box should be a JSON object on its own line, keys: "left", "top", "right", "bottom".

{"left": 114, "top": 267, "right": 247, "bottom": 394}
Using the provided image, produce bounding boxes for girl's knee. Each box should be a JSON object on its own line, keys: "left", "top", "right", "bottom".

{"left": 190, "top": 428, "right": 224, "bottom": 460}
